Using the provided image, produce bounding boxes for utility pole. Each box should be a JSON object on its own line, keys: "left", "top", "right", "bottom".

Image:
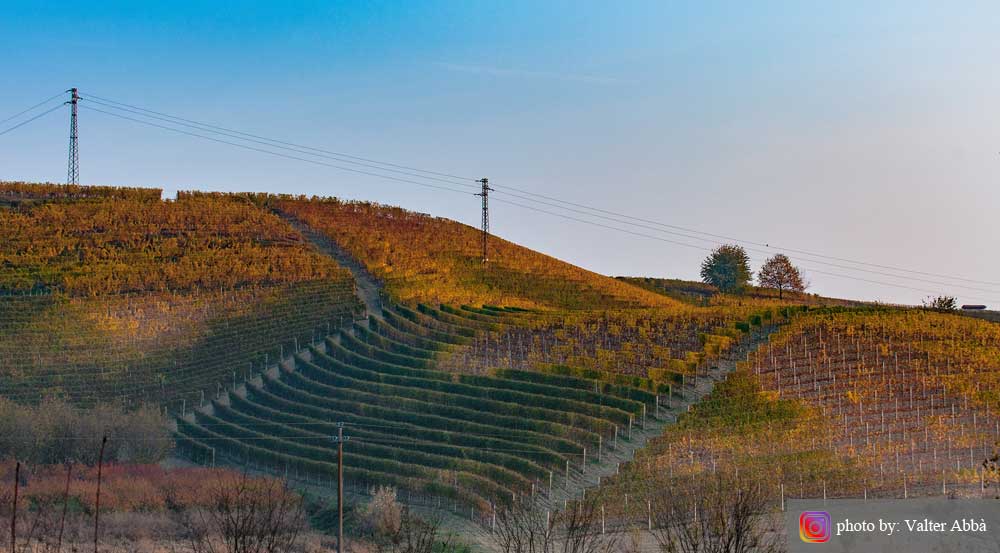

{"left": 475, "top": 177, "right": 493, "bottom": 263}
{"left": 332, "top": 423, "right": 350, "bottom": 553}
{"left": 66, "top": 88, "right": 79, "bottom": 185}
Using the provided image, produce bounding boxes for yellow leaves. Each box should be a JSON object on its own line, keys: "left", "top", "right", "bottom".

{"left": 277, "top": 197, "right": 681, "bottom": 310}
{"left": 1, "top": 191, "right": 349, "bottom": 296}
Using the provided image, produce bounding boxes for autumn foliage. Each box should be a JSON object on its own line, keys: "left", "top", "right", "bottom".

{"left": 0, "top": 185, "right": 346, "bottom": 296}
{"left": 0, "top": 182, "right": 363, "bottom": 409}
{"left": 275, "top": 196, "right": 677, "bottom": 309}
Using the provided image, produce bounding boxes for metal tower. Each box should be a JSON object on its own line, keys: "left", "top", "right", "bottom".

{"left": 67, "top": 88, "right": 79, "bottom": 185}
{"left": 475, "top": 177, "right": 493, "bottom": 263}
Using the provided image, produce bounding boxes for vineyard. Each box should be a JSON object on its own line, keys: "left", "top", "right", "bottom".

{"left": 748, "top": 308, "right": 1000, "bottom": 494}
{"left": 0, "top": 182, "right": 363, "bottom": 410}
{"left": 592, "top": 306, "right": 1000, "bottom": 525}
{"left": 9, "top": 180, "right": 991, "bottom": 543}
{"left": 175, "top": 300, "right": 675, "bottom": 513}
{"left": 436, "top": 305, "right": 777, "bottom": 380}
{"left": 0, "top": 184, "right": 344, "bottom": 295}
{"left": 273, "top": 196, "right": 679, "bottom": 310}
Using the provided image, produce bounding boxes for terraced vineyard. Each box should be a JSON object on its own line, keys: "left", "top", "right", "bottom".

{"left": 176, "top": 301, "right": 669, "bottom": 512}
{"left": 590, "top": 306, "right": 1000, "bottom": 524}
{"left": 0, "top": 280, "right": 362, "bottom": 409}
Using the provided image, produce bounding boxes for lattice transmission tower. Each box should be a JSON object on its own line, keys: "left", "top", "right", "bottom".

{"left": 475, "top": 177, "right": 493, "bottom": 263}
{"left": 67, "top": 87, "right": 79, "bottom": 185}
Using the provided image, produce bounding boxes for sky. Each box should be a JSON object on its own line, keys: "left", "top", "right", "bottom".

{"left": 1, "top": 1, "right": 998, "bottom": 307}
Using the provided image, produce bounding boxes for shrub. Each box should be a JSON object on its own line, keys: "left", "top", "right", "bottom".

{"left": 0, "top": 397, "right": 172, "bottom": 465}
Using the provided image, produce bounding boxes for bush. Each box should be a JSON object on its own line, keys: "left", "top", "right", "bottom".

{"left": 923, "top": 295, "right": 957, "bottom": 312}
{"left": 0, "top": 397, "right": 172, "bottom": 465}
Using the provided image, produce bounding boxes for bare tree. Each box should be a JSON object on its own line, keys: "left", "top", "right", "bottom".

{"left": 359, "top": 488, "right": 452, "bottom": 553}
{"left": 490, "top": 494, "right": 619, "bottom": 553}
{"left": 647, "top": 472, "right": 781, "bottom": 553}
{"left": 184, "top": 472, "right": 306, "bottom": 553}
{"left": 757, "top": 254, "right": 805, "bottom": 300}
{"left": 372, "top": 507, "right": 450, "bottom": 553}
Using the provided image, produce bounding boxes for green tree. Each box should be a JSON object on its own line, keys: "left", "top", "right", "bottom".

{"left": 758, "top": 253, "right": 806, "bottom": 299}
{"left": 700, "top": 244, "right": 752, "bottom": 294}
{"left": 923, "top": 295, "right": 957, "bottom": 312}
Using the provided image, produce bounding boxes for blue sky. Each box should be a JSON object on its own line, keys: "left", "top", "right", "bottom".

{"left": 2, "top": 1, "right": 999, "bottom": 306}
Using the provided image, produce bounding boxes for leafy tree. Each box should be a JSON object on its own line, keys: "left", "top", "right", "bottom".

{"left": 700, "top": 245, "right": 752, "bottom": 294}
{"left": 757, "top": 254, "right": 806, "bottom": 299}
{"left": 923, "top": 295, "right": 957, "bottom": 312}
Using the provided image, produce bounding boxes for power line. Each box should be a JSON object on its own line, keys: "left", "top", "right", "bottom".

{"left": 0, "top": 91, "right": 66, "bottom": 126}
{"left": 490, "top": 181, "right": 1000, "bottom": 287}
{"left": 80, "top": 105, "right": 476, "bottom": 196}
{"left": 80, "top": 91, "right": 996, "bottom": 288}
{"left": 0, "top": 103, "right": 65, "bottom": 137}
{"left": 490, "top": 189, "right": 1000, "bottom": 296}
{"left": 83, "top": 92, "right": 480, "bottom": 183}
{"left": 82, "top": 96, "right": 481, "bottom": 191}
{"left": 73, "top": 91, "right": 996, "bottom": 299}
{"left": 490, "top": 197, "right": 1000, "bottom": 303}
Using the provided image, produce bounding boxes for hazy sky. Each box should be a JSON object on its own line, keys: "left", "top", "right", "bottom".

{"left": 2, "top": 1, "right": 998, "bottom": 306}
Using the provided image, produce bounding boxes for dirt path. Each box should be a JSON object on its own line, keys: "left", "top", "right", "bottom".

{"left": 537, "top": 324, "right": 780, "bottom": 511}
{"left": 189, "top": 212, "right": 782, "bottom": 547}
{"left": 280, "top": 213, "right": 384, "bottom": 317}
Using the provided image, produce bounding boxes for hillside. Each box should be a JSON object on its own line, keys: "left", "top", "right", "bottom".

{"left": 594, "top": 305, "right": 1000, "bottom": 521}
{"left": 0, "top": 182, "right": 362, "bottom": 409}
{"left": 274, "top": 196, "right": 679, "bottom": 310}
{"left": 617, "top": 275, "right": 859, "bottom": 308}
{"left": 9, "top": 180, "right": 995, "bottom": 540}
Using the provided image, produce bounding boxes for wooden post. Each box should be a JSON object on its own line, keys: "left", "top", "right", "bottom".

{"left": 333, "top": 423, "right": 350, "bottom": 553}
{"left": 94, "top": 436, "right": 107, "bottom": 553}
{"left": 58, "top": 463, "right": 73, "bottom": 553}
{"left": 11, "top": 462, "right": 19, "bottom": 553}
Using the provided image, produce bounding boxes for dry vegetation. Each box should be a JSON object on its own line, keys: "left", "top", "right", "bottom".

{"left": 0, "top": 464, "right": 334, "bottom": 553}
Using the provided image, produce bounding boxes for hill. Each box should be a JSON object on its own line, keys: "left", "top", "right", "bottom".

{"left": 274, "top": 196, "right": 679, "bottom": 310}
{"left": 617, "top": 275, "right": 859, "bottom": 307}
{"left": 0, "top": 182, "right": 362, "bottom": 409}
{"left": 11, "top": 180, "right": 994, "bottom": 533}
{"left": 593, "top": 305, "right": 1000, "bottom": 520}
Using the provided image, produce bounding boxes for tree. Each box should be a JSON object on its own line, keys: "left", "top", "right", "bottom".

{"left": 489, "top": 493, "right": 619, "bottom": 553}
{"left": 359, "top": 486, "right": 458, "bottom": 553}
{"left": 183, "top": 472, "right": 306, "bottom": 553}
{"left": 700, "top": 245, "right": 752, "bottom": 294}
{"left": 757, "top": 254, "right": 806, "bottom": 299}
{"left": 923, "top": 295, "right": 957, "bottom": 312}
{"left": 646, "top": 471, "right": 781, "bottom": 553}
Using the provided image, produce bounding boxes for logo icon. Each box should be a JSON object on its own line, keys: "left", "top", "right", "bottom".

{"left": 799, "top": 511, "right": 831, "bottom": 543}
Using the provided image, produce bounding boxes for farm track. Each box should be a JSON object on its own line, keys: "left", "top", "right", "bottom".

{"left": 280, "top": 212, "right": 384, "bottom": 316}
{"left": 174, "top": 215, "right": 782, "bottom": 543}
{"left": 541, "top": 324, "right": 778, "bottom": 504}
